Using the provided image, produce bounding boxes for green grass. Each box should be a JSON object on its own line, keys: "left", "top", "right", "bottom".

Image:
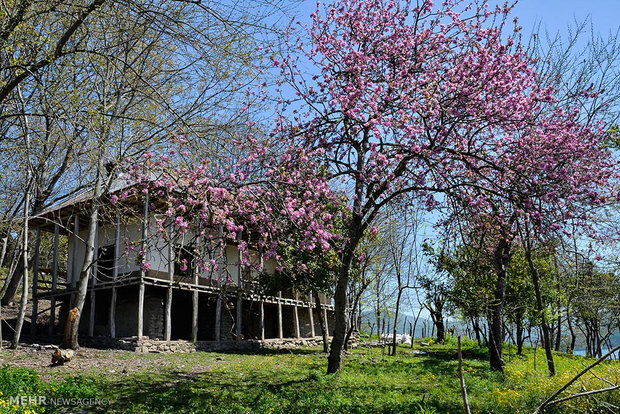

{"left": 0, "top": 337, "right": 618, "bottom": 413}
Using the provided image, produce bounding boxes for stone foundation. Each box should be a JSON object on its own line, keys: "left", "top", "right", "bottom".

{"left": 79, "top": 335, "right": 347, "bottom": 353}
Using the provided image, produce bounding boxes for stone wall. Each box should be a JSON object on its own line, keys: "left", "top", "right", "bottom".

{"left": 78, "top": 333, "right": 357, "bottom": 353}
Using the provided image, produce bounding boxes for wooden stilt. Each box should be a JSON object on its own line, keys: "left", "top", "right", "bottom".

{"left": 109, "top": 288, "right": 117, "bottom": 338}
{"left": 137, "top": 283, "right": 145, "bottom": 340}
{"left": 308, "top": 297, "right": 315, "bottom": 337}
{"left": 215, "top": 295, "right": 222, "bottom": 342}
{"left": 236, "top": 235, "right": 242, "bottom": 340}
{"left": 30, "top": 228, "right": 40, "bottom": 336}
{"left": 192, "top": 226, "right": 200, "bottom": 342}
{"left": 192, "top": 291, "right": 198, "bottom": 342}
{"left": 165, "top": 242, "right": 173, "bottom": 341}
{"left": 110, "top": 212, "right": 120, "bottom": 338}
{"left": 236, "top": 296, "right": 242, "bottom": 341}
{"left": 278, "top": 291, "right": 283, "bottom": 339}
{"left": 49, "top": 224, "right": 59, "bottom": 338}
{"left": 259, "top": 301, "right": 265, "bottom": 340}
{"left": 324, "top": 306, "right": 330, "bottom": 337}
{"left": 88, "top": 291, "right": 95, "bottom": 337}
{"left": 71, "top": 215, "right": 79, "bottom": 288}
{"left": 293, "top": 292, "right": 300, "bottom": 338}
{"left": 138, "top": 193, "right": 148, "bottom": 340}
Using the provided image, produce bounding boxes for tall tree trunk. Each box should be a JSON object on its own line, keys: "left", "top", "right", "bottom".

{"left": 390, "top": 288, "right": 403, "bottom": 355}
{"left": 471, "top": 317, "right": 482, "bottom": 346}
{"left": 516, "top": 313, "right": 524, "bottom": 355}
{"left": 62, "top": 158, "right": 104, "bottom": 349}
{"left": 524, "top": 242, "right": 556, "bottom": 376}
{"left": 1, "top": 251, "right": 24, "bottom": 306}
{"left": 412, "top": 307, "right": 422, "bottom": 342}
{"left": 0, "top": 231, "right": 8, "bottom": 267}
{"left": 429, "top": 306, "right": 445, "bottom": 343}
{"left": 327, "top": 246, "right": 355, "bottom": 374}
{"left": 489, "top": 238, "right": 510, "bottom": 372}
{"left": 554, "top": 313, "right": 562, "bottom": 352}
{"left": 566, "top": 309, "right": 576, "bottom": 353}
{"left": 11, "top": 85, "right": 32, "bottom": 349}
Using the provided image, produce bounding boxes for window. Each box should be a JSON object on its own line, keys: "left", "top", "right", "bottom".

{"left": 97, "top": 245, "right": 115, "bottom": 281}
{"left": 175, "top": 244, "right": 195, "bottom": 278}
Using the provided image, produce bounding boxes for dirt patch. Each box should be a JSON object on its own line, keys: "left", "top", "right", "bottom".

{"left": 0, "top": 346, "right": 216, "bottom": 382}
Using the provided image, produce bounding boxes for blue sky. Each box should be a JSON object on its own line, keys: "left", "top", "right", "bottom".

{"left": 291, "top": 1, "right": 620, "bottom": 37}
{"left": 506, "top": 0, "right": 620, "bottom": 36}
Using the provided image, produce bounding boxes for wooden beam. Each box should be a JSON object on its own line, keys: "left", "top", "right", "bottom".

{"left": 236, "top": 232, "right": 242, "bottom": 340}
{"left": 137, "top": 283, "right": 145, "bottom": 340}
{"left": 137, "top": 193, "right": 149, "bottom": 340}
{"left": 110, "top": 212, "right": 120, "bottom": 338}
{"left": 52, "top": 223, "right": 59, "bottom": 290}
{"left": 30, "top": 228, "right": 40, "bottom": 336}
{"left": 308, "top": 296, "right": 315, "bottom": 337}
{"left": 259, "top": 300, "right": 265, "bottom": 340}
{"left": 293, "top": 292, "right": 300, "bottom": 339}
{"left": 49, "top": 224, "right": 59, "bottom": 338}
{"left": 278, "top": 291, "right": 283, "bottom": 339}
{"left": 215, "top": 295, "right": 222, "bottom": 342}
{"left": 192, "top": 224, "right": 200, "bottom": 342}
{"left": 323, "top": 306, "right": 329, "bottom": 337}
{"left": 71, "top": 214, "right": 79, "bottom": 288}
{"left": 236, "top": 296, "right": 242, "bottom": 341}
{"left": 192, "top": 291, "right": 198, "bottom": 342}
{"left": 165, "top": 241, "right": 173, "bottom": 341}
{"left": 88, "top": 290, "right": 95, "bottom": 337}
{"left": 109, "top": 288, "right": 117, "bottom": 338}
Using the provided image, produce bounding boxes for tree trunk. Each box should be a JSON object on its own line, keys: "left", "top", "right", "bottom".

{"left": 471, "top": 317, "right": 482, "bottom": 347}
{"left": 525, "top": 243, "right": 556, "bottom": 376}
{"left": 516, "top": 314, "right": 524, "bottom": 355}
{"left": 12, "top": 89, "right": 31, "bottom": 349}
{"left": 11, "top": 232, "right": 29, "bottom": 349}
{"left": 62, "top": 159, "right": 104, "bottom": 349}
{"left": 0, "top": 233, "right": 8, "bottom": 267}
{"left": 327, "top": 247, "right": 355, "bottom": 374}
{"left": 554, "top": 313, "right": 562, "bottom": 352}
{"left": 1, "top": 251, "right": 25, "bottom": 306}
{"left": 566, "top": 309, "right": 576, "bottom": 353}
{"left": 390, "top": 288, "right": 403, "bottom": 355}
{"left": 489, "top": 238, "right": 510, "bottom": 372}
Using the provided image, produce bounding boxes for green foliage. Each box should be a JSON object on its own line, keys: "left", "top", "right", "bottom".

{"left": 0, "top": 367, "right": 103, "bottom": 414}
{"left": 1, "top": 342, "right": 618, "bottom": 413}
{"left": 0, "top": 367, "right": 43, "bottom": 400}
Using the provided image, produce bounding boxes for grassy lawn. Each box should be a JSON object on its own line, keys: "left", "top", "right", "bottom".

{"left": 0, "top": 337, "right": 618, "bottom": 413}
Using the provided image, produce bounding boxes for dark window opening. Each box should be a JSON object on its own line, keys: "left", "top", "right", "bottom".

{"left": 97, "top": 244, "right": 115, "bottom": 282}
{"left": 175, "top": 245, "right": 195, "bottom": 278}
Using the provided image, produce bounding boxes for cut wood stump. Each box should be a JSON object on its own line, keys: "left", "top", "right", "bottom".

{"left": 51, "top": 347, "right": 74, "bottom": 365}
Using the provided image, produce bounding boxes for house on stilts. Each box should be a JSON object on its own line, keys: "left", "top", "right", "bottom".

{"left": 29, "top": 182, "right": 334, "bottom": 351}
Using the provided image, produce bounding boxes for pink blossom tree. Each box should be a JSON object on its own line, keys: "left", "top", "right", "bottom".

{"left": 267, "top": 0, "right": 602, "bottom": 373}
{"left": 441, "top": 104, "right": 617, "bottom": 372}
{"left": 130, "top": 0, "right": 618, "bottom": 375}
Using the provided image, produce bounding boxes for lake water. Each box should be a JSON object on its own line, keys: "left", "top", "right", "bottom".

{"left": 573, "top": 348, "right": 619, "bottom": 359}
